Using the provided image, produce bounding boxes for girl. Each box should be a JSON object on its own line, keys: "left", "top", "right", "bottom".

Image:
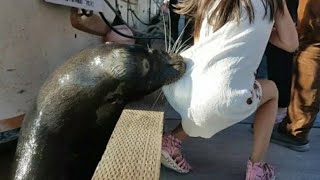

{"left": 265, "top": 0, "right": 299, "bottom": 124}
{"left": 161, "top": 0, "right": 298, "bottom": 179}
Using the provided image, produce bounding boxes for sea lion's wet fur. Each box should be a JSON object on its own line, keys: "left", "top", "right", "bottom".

{"left": 12, "top": 43, "right": 185, "bottom": 180}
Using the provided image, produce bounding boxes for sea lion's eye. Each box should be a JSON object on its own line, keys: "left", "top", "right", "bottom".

{"left": 141, "top": 59, "right": 150, "bottom": 76}
{"left": 143, "top": 60, "right": 150, "bottom": 69}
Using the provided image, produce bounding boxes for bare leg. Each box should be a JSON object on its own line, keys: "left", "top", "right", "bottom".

{"left": 251, "top": 79, "right": 278, "bottom": 163}
{"left": 171, "top": 123, "right": 189, "bottom": 141}
{"left": 161, "top": 123, "right": 191, "bottom": 173}
{"left": 169, "top": 79, "right": 278, "bottom": 163}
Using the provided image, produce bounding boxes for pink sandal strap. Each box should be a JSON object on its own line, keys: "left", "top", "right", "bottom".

{"left": 161, "top": 134, "right": 192, "bottom": 173}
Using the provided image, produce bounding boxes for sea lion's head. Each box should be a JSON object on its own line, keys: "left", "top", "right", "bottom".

{"left": 104, "top": 44, "right": 186, "bottom": 100}
{"left": 146, "top": 48, "right": 186, "bottom": 85}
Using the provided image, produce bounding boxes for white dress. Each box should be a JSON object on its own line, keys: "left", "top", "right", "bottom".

{"left": 162, "top": 0, "right": 274, "bottom": 138}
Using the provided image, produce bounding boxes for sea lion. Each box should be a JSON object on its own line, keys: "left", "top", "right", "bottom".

{"left": 12, "top": 43, "right": 185, "bottom": 180}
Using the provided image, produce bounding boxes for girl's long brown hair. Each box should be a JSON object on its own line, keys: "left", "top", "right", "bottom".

{"left": 174, "top": 0, "right": 284, "bottom": 40}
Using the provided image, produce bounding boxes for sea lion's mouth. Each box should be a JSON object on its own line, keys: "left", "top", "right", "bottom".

{"left": 169, "top": 53, "right": 186, "bottom": 72}
{"left": 164, "top": 54, "right": 186, "bottom": 85}
{"left": 170, "top": 61, "right": 186, "bottom": 72}
{"left": 169, "top": 53, "right": 184, "bottom": 62}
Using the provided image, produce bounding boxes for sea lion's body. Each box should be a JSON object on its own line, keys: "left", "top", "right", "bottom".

{"left": 12, "top": 43, "right": 185, "bottom": 180}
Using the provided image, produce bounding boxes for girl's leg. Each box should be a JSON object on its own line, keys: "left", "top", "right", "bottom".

{"left": 171, "top": 123, "right": 189, "bottom": 141}
{"left": 163, "top": 79, "right": 279, "bottom": 176}
{"left": 161, "top": 123, "right": 191, "bottom": 173}
{"left": 251, "top": 79, "right": 278, "bottom": 162}
{"left": 246, "top": 79, "right": 278, "bottom": 180}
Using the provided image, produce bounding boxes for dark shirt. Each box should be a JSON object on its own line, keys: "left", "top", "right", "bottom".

{"left": 287, "top": 0, "right": 299, "bottom": 23}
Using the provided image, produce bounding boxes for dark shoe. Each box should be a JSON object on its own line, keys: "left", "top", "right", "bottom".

{"left": 271, "top": 129, "right": 310, "bottom": 152}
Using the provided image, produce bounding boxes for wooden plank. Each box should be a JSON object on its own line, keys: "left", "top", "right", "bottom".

{"left": 92, "top": 91, "right": 165, "bottom": 180}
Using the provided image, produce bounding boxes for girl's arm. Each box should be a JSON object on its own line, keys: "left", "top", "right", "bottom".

{"left": 269, "top": 1, "right": 299, "bottom": 52}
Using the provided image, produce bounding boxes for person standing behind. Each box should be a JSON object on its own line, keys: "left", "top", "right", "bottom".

{"left": 271, "top": 0, "right": 320, "bottom": 152}
{"left": 161, "top": 0, "right": 194, "bottom": 45}
{"left": 265, "top": 0, "right": 299, "bottom": 123}
{"left": 69, "top": 8, "right": 135, "bottom": 44}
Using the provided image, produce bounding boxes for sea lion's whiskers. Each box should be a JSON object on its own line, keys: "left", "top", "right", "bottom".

{"left": 175, "top": 36, "right": 192, "bottom": 53}
{"left": 162, "top": 11, "right": 175, "bottom": 53}
{"left": 172, "top": 18, "right": 191, "bottom": 53}
{"left": 167, "top": 11, "right": 172, "bottom": 53}
{"left": 173, "top": 33, "right": 187, "bottom": 54}
{"left": 147, "top": 44, "right": 151, "bottom": 52}
{"left": 180, "top": 46, "right": 191, "bottom": 54}
{"left": 171, "top": 34, "right": 182, "bottom": 54}
{"left": 160, "top": 91, "right": 165, "bottom": 101}
{"left": 173, "top": 19, "right": 192, "bottom": 53}
{"left": 162, "top": 12, "right": 168, "bottom": 52}
{"left": 152, "top": 90, "right": 164, "bottom": 109}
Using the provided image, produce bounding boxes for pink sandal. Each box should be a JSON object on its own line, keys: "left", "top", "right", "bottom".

{"left": 161, "top": 134, "right": 192, "bottom": 174}
{"left": 245, "top": 159, "right": 276, "bottom": 180}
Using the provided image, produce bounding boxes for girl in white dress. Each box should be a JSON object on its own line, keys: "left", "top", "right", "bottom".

{"left": 161, "top": 0, "right": 298, "bottom": 179}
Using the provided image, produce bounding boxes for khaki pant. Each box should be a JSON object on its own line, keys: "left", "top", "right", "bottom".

{"left": 280, "top": 44, "right": 320, "bottom": 141}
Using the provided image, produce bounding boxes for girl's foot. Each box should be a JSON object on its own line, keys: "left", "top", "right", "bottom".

{"left": 245, "top": 159, "right": 275, "bottom": 180}
{"left": 161, "top": 134, "right": 192, "bottom": 174}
